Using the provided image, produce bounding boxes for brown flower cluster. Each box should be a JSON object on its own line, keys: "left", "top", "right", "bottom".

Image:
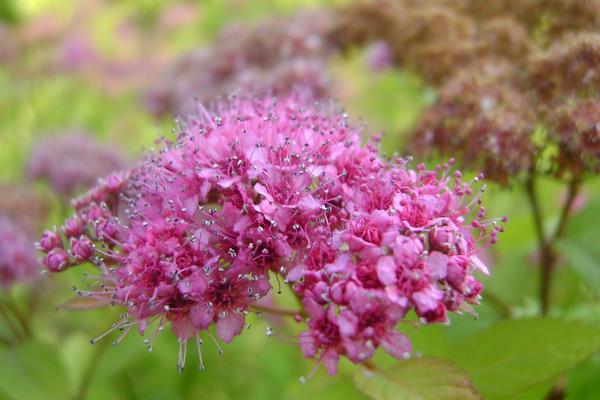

{"left": 409, "top": 59, "right": 535, "bottom": 183}
{"left": 331, "top": 0, "right": 600, "bottom": 182}
{"left": 550, "top": 100, "right": 600, "bottom": 175}
{"left": 528, "top": 33, "right": 600, "bottom": 104}
{"left": 330, "top": 0, "right": 535, "bottom": 83}
{"left": 529, "top": 33, "right": 600, "bottom": 176}
{"left": 463, "top": 0, "right": 600, "bottom": 39}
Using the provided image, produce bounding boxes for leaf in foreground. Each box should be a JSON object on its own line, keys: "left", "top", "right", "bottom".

{"left": 452, "top": 318, "right": 600, "bottom": 399}
{"left": 353, "top": 357, "right": 481, "bottom": 400}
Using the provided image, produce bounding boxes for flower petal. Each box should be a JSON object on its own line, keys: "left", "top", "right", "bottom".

{"left": 322, "top": 349, "right": 340, "bottom": 375}
{"left": 376, "top": 256, "right": 397, "bottom": 285}
{"left": 216, "top": 312, "right": 245, "bottom": 344}
{"left": 381, "top": 331, "right": 412, "bottom": 360}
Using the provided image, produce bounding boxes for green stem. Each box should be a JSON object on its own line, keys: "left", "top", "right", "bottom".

{"left": 524, "top": 174, "right": 552, "bottom": 315}
{"left": 3, "top": 300, "right": 31, "bottom": 339}
{"left": 525, "top": 174, "right": 581, "bottom": 316}
{"left": 0, "top": 334, "right": 12, "bottom": 347}
{"left": 524, "top": 174, "right": 547, "bottom": 250}
{"left": 72, "top": 339, "right": 109, "bottom": 400}
{"left": 482, "top": 291, "right": 511, "bottom": 318}
{"left": 0, "top": 302, "right": 23, "bottom": 342}
{"left": 550, "top": 179, "right": 581, "bottom": 242}
{"left": 539, "top": 178, "right": 580, "bottom": 316}
{"left": 121, "top": 373, "right": 138, "bottom": 400}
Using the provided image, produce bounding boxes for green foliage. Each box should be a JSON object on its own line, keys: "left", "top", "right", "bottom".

{"left": 566, "top": 355, "right": 600, "bottom": 400}
{"left": 451, "top": 318, "right": 600, "bottom": 399}
{"left": 558, "top": 198, "right": 600, "bottom": 296}
{"left": 557, "top": 240, "right": 600, "bottom": 296}
{"left": 0, "top": 0, "right": 19, "bottom": 23}
{"left": 353, "top": 358, "right": 480, "bottom": 400}
{"left": 0, "top": 340, "right": 70, "bottom": 400}
{"left": 531, "top": 125, "right": 558, "bottom": 175}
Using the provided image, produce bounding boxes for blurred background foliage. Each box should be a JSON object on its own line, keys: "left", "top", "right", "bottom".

{"left": 0, "top": 0, "right": 599, "bottom": 399}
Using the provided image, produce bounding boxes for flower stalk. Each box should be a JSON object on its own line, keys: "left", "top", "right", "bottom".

{"left": 525, "top": 174, "right": 581, "bottom": 316}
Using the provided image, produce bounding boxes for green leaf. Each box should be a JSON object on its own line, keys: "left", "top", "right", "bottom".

{"left": 557, "top": 239, "right": 600, "bottom": 295}
{"left": 566, "top": 355, "right": 600, "bottom": 400}
{"left": 451, "top": 318, "right": 600, "bottom": 399}
{"left": 353, "top": 357, "right": 481, "bottom": 400}
{"left": 59, "top": 334, "right": 95, "bottom": 395}
{"left": 563, "top": 198, "right": 600, "bottom": 238}
{"left": 0, "top": 340, "right": 70, "bottom": 400}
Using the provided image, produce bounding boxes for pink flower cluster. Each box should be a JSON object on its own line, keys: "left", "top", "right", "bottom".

{"left": 39, "top": 93, "right": 500, "bottom": 373}
{"left": 144, "top": 9, "right": 334, "bottom": 118}
{"left": 27, "top": 131, "right": 126, "bottom": 199}
{"left": 1, "top": 217, "right": 39, "bottom": 289}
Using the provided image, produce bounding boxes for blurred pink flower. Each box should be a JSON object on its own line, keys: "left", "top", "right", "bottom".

{"left": 0, "top": 217, "right": 39, "bottom": 289}
{"left": 365, "top": 41, "right": 393, "bottom": 72}
{"left": 59, "top": 36, "right": 99, "bottom": 71}
{"left": 27, "top": 131, "right": 126, "bottom": 199}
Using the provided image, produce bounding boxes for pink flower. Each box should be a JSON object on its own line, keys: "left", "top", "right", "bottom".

{"left": 27, "top": 131, "right": 126, "bottom": 199}
{"left": 39, "top": 92, "right": 501, "bottom": 374}
{"left": 43, "top": 248, "right": 70, "bottom": 272}
{"left": 365, "top": 41, "right": 393, "bottom": 72}
{"left": 39, "top": 229, "right": 63, "bottom": 252}
{"left": 0, "top": 217, "right": 39, "bottom": 289}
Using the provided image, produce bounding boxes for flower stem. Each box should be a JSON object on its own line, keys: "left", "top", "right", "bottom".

{"left": 525, "top": 174, "right": 581, "bottom": 316}
{"left": 0, "top": 334, "right": 12, "bottom": 347}
{"left": 551, "top": 178, "right": 580, "bottom": 242}
{"left": 482, "top": 291, "right": 511, "bottom": 318}
{"left": 524, "top": 174, "right": 546, "bottom": 251}
{"left": 73, "top": 339, "right": 109, "bottom": 400}
{"left": 539, "top": 178, "right": 580, "bottom": 316}
{"left": 3, "top": 299, "right": 31, "bottom": 339}
{"left": 0, "top": 302, "right": 23, "bottom": 342}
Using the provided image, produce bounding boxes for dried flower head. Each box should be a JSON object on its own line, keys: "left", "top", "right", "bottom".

{"left": 40, "top": 92, "right": 500, "bottom": 374}
{"left": 539, "top": 0, "right": 600, "bottom": 38}
{"left": 331, "top": 1, "right": 478, "bottom": 83}
{"left": 391, "top": 5, "right": 477, "bottom": 83}
{"left": 328, "top": 0, "right": 401, "bottom": 49}
{"left": 476, "top": 17, "right": 532, "bottom": 62}
{"left": 364, "top": 41, "right": 394, "bottom": 72}
{"left": 548, "top": 99, "right": 600, "bottom": 176}
{"left": 528, "top": 32, "right": 600, "bottom": 106}
{"left": 463, "top": 0, "right": 600, "bottom": 37}
{"left": 27, "top": 131, "right": 126, "bottom": 199}
{"left": 410, "top": 59, "right": 535, "bottom": 184}
{"left": 332, "top": 1, "right": 540, "bottom": 84}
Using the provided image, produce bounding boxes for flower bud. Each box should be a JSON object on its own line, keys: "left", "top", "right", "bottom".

{"left": 39, "top": 229, "right": 63, "bottom": 252}
{"left": 63, "top": 216, "right": 85, "bottom": 238}
{"left": 71, "top": 237, "right": 94, "bottom": 261}
{"left": 43, "top": 248, "right": 70, "bottom": 272}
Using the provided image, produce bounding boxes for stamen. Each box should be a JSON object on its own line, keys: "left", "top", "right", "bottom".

{"left": 196, "top": 333, "right": 205, "bottom": 371}
{"left": 177, "top": 338, "right": 188, "bottom": 373}
{"left": 90, "top": 321, "right": 132, "bottom": 345}
{"left": 208, "top": 332, "right": 224, "bottom": 355}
